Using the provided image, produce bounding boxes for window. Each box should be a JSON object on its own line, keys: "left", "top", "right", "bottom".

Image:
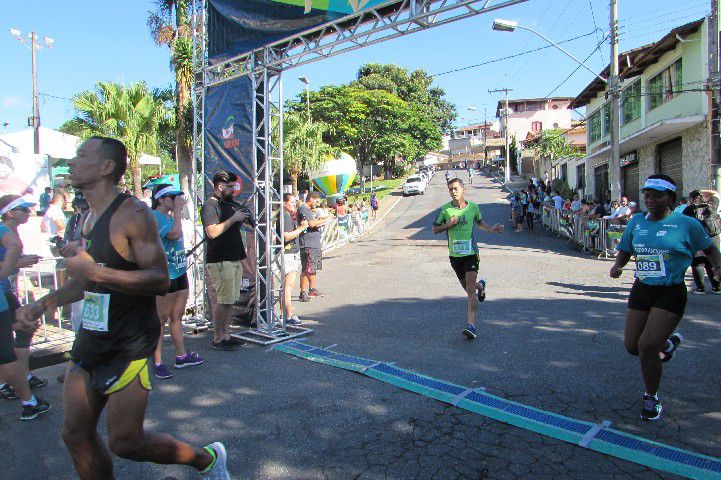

{"left": 622, "top": 81, "right": 642, "bottom": 124}
{"left": 560, "top": 163, "right": 568, "bottom": 183}
{"left": 648, "top": 59, "right": 682, "bottom": 110}
{"left": 588, "top": 109, "right": 602, "bottom": 143}
{"left": 532, "top": 121, "right": 543, "bottom": 133}
{"left": 602, "top": 103, "right": 611, "bottom": 136}
{"left": 527, "top": 102, "right": 542, "bottom": 111}
{"left": 514, "top": 104, "right": 524, "bottom": 113}
{"left": 576, "top": 164, "right": 586, "bottom": 190}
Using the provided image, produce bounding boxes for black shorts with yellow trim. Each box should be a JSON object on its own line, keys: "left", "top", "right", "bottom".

{"left": 449, "top": 254, "right": 480, "bottom": 283}
{"left": 72, "top": 357, "right": 152, "bottom": 396}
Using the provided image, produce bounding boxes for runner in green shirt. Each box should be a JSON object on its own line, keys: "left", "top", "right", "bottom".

{"left": 433, "top": 178, "right": 503, "bottom": 339}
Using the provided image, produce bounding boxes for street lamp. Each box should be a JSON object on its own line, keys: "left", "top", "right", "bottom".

{"left": 9, "top": 28, "right": 55, "bottom": 156}
{"left": 298, "top": 76, "right": 310, "bottom": 120}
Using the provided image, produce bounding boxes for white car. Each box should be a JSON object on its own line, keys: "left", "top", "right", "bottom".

{"left": 403, "top": 175, "right": 427, "bottom": 196}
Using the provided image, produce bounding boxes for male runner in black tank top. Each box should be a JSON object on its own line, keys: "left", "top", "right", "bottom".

{"left": 16, "top": 137, "right": 230, "bottom": 479}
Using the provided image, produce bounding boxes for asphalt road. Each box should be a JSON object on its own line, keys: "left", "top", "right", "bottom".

{"left": 2, "top": 173, "right": 720, "bottom": 479}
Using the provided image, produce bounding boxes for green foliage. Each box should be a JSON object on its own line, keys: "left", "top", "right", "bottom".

{"left": 509, "top": 136, "right": 519, "bottom": 175}
{"left": 60, "top": 81, "right": 174, "bottom": 195}
{"left": 531, "top": 129, "right": 583, "bottom": 161}
{"left": 551, "top": 178, "right": 574, "bottom": 200}
{"left": 283, "top": 111, "right": 334, "bottom": 192}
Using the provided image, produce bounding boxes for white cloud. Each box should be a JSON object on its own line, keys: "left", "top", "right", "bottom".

{"left": 2, "top": 96, "right": 24, "bottom": 109}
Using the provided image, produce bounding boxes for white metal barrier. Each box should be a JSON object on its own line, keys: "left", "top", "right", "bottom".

{"left": 540, "top": 208, "right": 627, "bottom": 257}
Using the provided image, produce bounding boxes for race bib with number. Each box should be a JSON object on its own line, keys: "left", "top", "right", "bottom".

{"left": 81, "top": 291, "right": 110, "bottom": 332}
{"left": 635, "top": 254, "right": 666, "bottom": 279}
{"left": 452, "top": 240, "right": 473, "bottom": 255}
{"left": 173, "top": 250, "right": 187, "bottom": 271}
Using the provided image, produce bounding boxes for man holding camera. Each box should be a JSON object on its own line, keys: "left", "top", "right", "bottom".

{"left": 201, "top": 171, "right": 251, "bottom": 350}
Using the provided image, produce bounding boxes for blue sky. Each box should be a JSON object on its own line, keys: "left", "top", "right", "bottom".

{"left": 0, "top": 0, "right": 712, "bottom": 134}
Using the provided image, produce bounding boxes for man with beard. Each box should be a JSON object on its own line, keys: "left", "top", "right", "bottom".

{"left": 201, "top": 171, "right": 250, "bottom": 351}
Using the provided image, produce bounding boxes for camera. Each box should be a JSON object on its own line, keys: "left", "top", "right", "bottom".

{"left": 50, "top": 236, "right": 68, "bottom": 248}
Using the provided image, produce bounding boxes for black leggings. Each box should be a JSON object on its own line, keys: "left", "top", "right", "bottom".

{"left": 692, "top": 256, "right": 720, "bottom": 289}
{"left": 526, "top": 212, "right": 534, "bottom": 230}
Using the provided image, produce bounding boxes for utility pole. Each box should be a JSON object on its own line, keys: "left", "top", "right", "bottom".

{"left": 30, "top": 31, "right": 40, "bottom": 154}
{"left": 710, "top": 0, "right": 721, "bottom": 193}
{"left": 489, "top": 88, "right": 513, "bottom": 184}
{"left": 483, "top": 106, "right": 488, "bottom": 167}
{"left": 609, "top": 0, "right": 622, "bottom": 201}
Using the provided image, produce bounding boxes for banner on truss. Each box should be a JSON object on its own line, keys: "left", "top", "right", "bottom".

{"left": 207, "top": 0, "right": 404, "bottom": 62}
{"left": 204, "top": 75, "right": 254, "bottom": 201}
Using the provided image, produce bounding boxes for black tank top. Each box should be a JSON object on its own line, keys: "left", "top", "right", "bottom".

{"left": 71, "top": 193, "right": 160, "bottom": 365}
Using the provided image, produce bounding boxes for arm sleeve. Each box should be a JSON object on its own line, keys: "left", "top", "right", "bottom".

{"left": 200, "top": 202, "right": 220, "bottom": 227}
{"left": 688, "top": 217, "right": 713, "bottom": 252}
{"left": 617, "top": 216, "right": 635, "bottom": 254}
{"left": 433, "top": 207, "right": 446, "bottom": 226}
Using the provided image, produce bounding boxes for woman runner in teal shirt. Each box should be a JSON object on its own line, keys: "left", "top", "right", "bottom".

{"left": 611, "top": 175, "right": 721, "bottom": 421}
{"left": 151, "top": 185, "right": 203, "bottom": 379}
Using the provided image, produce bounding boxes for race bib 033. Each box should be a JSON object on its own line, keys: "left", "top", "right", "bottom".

{"left": 81, "top": 291, "right": 110, "bottom": 332}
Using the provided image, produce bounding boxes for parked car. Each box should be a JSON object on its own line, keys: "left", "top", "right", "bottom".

{"left": 403, "top": 175, "right": 427, "bottom": 196}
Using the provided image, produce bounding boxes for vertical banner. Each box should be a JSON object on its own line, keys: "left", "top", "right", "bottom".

{"left": 204, "top": 75, "right": 254, "bottom": 202}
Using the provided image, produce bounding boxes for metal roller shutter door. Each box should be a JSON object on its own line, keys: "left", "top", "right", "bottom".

{"left": 659, "top": 138, "right": 683, "bottom": 194}
{"left": 622, "top": 162, "right": 639, "bottom": 203}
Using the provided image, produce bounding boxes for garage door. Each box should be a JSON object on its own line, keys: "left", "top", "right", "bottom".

{"left": 622, "top": 162, "right": 639, "bottom": 203}
{"left": 659, "top": 138, "right": 683, "bottom": 194}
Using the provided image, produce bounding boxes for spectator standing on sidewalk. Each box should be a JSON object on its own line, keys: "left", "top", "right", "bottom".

{"left": 683, "top": 190, "right": 721, "bottom": 294}
{"left": 41, "top": 193, "right": 67, "bottom": 247}
{"left": 38, "top": 187, "right": 52, "bottom": 216}
{"left": 298, "top": 191, "right": 330, "bottom": 302}
{"left": 370, "top": 192, "right": 379, "bottom": 221}
{"left": 201, "top": 171, "right": 251, "bottom": 351}
{"left": 279, "top": 193, "right": 308, "bottom": 325}
{"left": 552, "top": 191, "right": 563, "bottom": 210}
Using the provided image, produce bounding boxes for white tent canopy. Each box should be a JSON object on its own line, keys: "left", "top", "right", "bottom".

{"left": 0, "top": 127, "right": 80, "bottom": 159}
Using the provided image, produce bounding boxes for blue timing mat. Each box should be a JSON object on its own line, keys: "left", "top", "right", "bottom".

{"left": 274, "top": 341, "right": 721, "bottom": 480}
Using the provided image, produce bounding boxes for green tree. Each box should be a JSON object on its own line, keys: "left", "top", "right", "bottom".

{"left": 531, "top": 129, "right": 583, "bottom": 161}
{"left": 283, "top": 111, "right": 334, "bottom": 194}
{"left": 148, "top": 0, "right": 194, "bottom": 193}
{"left": 61, "top": 82, "right": 174, "bottom": 195}
{"left": 353, "top": 63, "right": 457, "bottom": 134}
{"left": 296, "top": 85, "right": 441, "bottom": 176}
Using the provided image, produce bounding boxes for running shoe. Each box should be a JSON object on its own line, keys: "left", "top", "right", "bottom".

{"left": 308, "top": 288, "right": 323, "bottom": 297}
{"left": 153, "top": 363, "right": 173, "bottom": 379}
{"left": 211, "top": 340, "right": 237, "bottom": 351}
{"left": 174, "top": 352, "right": 204, "bottom": 369}
{"left": 462, "top": 324, "right": 477, "bottom": 340}
{"left": 28, "top": 374, "right": 47, "bottom": 389}
{"left": 640, "top": 394, "right": 662, "bottom": 421}
{"left": 476, "top": 280, "right": 486, "bottom": 303}
{"left": 299, "top": 291, "right": 311, "bottom": 302}
{"left": 659, "top": 333, "right": 683, "bottom": 363}
{"left": 0, "top": 384, "right": 19, "bottom": 400}
{"left": 20, "top": 396, "right": 51, "bottom": 421}
{"left": 201, "top": 442, "right": 231, "bottom": 480}
{"left": 286, "top": 316, "right": 304, "bottom": 326}
{"left": 712, "top": 286, "right": 721, "bottom": 294}
{"left": 692, "top": 287, "right": 706, "bottom": 294}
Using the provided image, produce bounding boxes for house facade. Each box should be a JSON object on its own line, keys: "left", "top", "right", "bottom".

{"left": 570, "top": 18, "right": 713, "bottom": 203}
{"left": 496, "top": 97, "right": 574, "bottom": 149}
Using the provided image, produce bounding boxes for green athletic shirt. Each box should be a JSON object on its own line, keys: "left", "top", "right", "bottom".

{"left": 434, "top": 201, "right": 483, "bottom": 257}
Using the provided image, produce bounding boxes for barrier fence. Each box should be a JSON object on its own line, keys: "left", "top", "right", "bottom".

{"left": 321, "top": 210, "right": 372, "bottom": 253}
{"left": 541, "top": 207, "right": 626, "bottom": 258}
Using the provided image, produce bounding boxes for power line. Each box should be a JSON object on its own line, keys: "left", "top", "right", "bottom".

{"left": 587, "top": 0, "right": 606, "bottom": 69}
{"left": 544, "top": 35, "right": 610, "bottom": 99}
{"left": 618, "top": 0, "right": 707, "bottom": 21}
{"left": 432, "top": 30, "right": 600, "bottom": 78}
{"left": 39, "top": 92, "right": 72, "bottom": 102}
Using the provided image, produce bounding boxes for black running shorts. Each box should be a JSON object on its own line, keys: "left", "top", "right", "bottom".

{"left": 0, "top": 309, "right": 17, "bottom": 365}
{"left": 167, "top": 272, "right": 189, "bottom": 294}
{"left": 4, "top": 291, "right": 33, "bottom": 349}
{"left": 628, "top": 279, "right": 687, "bottom": 317}
{"left": 449, "top": 254, "right": 480, "bottom": 282}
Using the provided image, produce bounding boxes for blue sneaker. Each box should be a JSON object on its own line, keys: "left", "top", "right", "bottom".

{"left": 462, "top": 324, "right": 477, "bottom": 340}
{"left": 174, "top": 352, "right": 204, "bottom": 369}
{"left": 476, "top": 279, "right": 486, "bottom": 303}
{"left": 640, "top": 394, "right": 662, "bottom": 421}
{"left": 153, "top": 362, "right": 173, "bottom": 379}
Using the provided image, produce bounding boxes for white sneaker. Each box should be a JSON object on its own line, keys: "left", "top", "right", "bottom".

{"left": 201, "top": 442, "right": 231, "bottom": 480}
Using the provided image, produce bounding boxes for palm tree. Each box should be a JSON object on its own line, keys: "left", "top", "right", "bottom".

{"left": 283, "top": 111, "right": 334, "bottom": 193}
{"left": 62, "top": 82, "right": 174, "bottom": 195}
{"left": 148, "top": 0, "right": 194, "bottom": 194}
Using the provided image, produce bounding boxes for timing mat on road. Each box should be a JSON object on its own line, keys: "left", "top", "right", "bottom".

{"left": 274, "top": 340, "right": 721, "bottom": 480}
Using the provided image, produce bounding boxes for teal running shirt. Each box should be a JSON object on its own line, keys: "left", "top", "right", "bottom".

{"left": 153, "top": 210, "right": 187, "bottom": 280}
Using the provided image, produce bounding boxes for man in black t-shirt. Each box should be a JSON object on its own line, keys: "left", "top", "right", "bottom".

{"left": 298, "top": 191, "right": 330, "bottom": 302}
{"left": 201, "top": 171, "right": 251, "bottom": 351}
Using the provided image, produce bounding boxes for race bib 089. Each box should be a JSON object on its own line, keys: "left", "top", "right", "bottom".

{"left": 81, "top": 291, "right": 110, "bottom": 332}
{"left": 635, "top": 254, "right": 666, "bottom": 279}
